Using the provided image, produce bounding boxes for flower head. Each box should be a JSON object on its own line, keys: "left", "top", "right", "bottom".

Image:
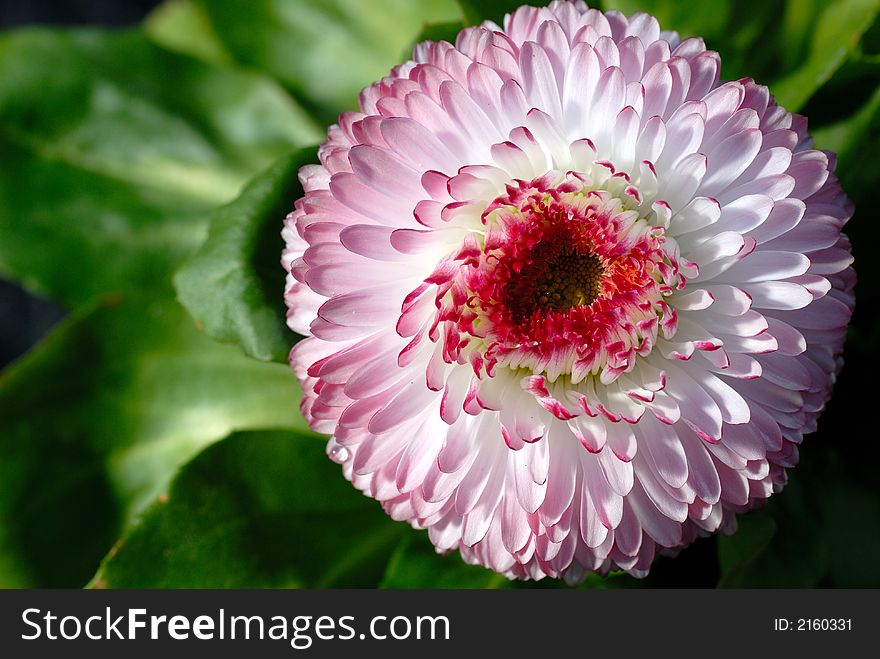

{"left": 283, "top": 0, "right": 854, "bottom": 581}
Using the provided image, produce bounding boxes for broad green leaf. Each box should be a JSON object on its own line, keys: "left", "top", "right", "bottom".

{"left": 0, "top": 28, "right": 322, "bottom": 306}
{"left": 718, "top": 458, "right": 842, "bottom": 588}
{"left": 457, "top": 0, "right": 524, "bottom": 26}
{"left": 0, "top": 295, "right": 305, "bottom": 587}
{"left": 92, "top": 430, "right": 403, "bottom": 588}
{"left": 195, "top": 0, "right": 463, "bottom": 122}
{"left": 144, "top": 0, "right": 233, "bottom": 67}
{"left": 174, "top": 150, "right": 315, "bottom": 363}
{"left": 0, "top": 140, "right": 204, "bottom": 306}
{"left": 380, "top": 533, "right": 511, "bottom": 589}
{"left": 777, "top": 0, "right": 827, "bottom": 73}
{"left": 770, "top": 0, "right": 880, "bottom": 110}
{"left": 717, "top": 513, "right": 777, "bottom": 588}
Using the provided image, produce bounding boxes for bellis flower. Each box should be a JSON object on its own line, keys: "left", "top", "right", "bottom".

{"left": 282, "top": 1, "right": 855, "bottom": 581}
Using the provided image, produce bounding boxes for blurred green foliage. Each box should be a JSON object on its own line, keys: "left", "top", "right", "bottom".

{"left": 0, "top": 29, "right": 321, "bottom": 305}
{"left": 151, "top": 0, "right": 463, "bottom": 124}
{"left": 0, "top": 295, "right": 305, "bottom": 586}
{"left": 92, "top": 430, "right": 402, "bottom": 588}
{"left": 0, "top": 0, "right": 878, "bottom": 589}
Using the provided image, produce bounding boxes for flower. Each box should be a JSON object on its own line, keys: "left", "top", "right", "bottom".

{"left": 282, "top": 0, "right": 855, "bottom": 581}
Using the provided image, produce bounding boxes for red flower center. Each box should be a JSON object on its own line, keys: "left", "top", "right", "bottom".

{"left": 438, "top": 174, "right": 683, "bottom": 383}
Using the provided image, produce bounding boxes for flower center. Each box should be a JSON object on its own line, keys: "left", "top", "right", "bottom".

{"left": 437, "top": 172, "right": 682, "bottom": 384}
{"left": 508, "top": 247, "right": 604, "bottom": 320}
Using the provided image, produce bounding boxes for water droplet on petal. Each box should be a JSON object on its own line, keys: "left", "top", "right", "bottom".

{"left": 328, "top": 444, "right": 350, "bottom": 464}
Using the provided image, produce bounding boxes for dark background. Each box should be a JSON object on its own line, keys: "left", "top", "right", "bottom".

{"left": 0, "top": 0, "right": 160, "bottom": 28}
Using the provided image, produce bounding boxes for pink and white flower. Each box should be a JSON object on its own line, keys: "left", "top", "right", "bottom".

{"left": 283, "top": 1, "right": 855, "bottom": 581}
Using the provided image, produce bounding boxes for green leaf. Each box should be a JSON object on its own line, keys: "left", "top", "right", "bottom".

{"left": 457, "top": 0, "right": 523, "bottom": 26}
{"left": 770, "top": 0, "right": 880, "bottom": 110}
{"left": 0, "top": 28, "right": 322, "bottom": 306}
{"left": 194, "top": 0, "right": 463, "bottom": 122}
{"left": 717, "top": 462, "right": 831, "bottom": 588}
{"left": 92, "top": 430, "right": 403, "bottom": 588}
{"left": 144, "top": 0, "right": 234, "bottom": 67}
{"left": 380, "top": 533, "right": 511, "bottom": 589}
{"left": 0, "top": 295, "right": 305, "bottom": 587}
{"left": 174, "top": 150, "right": 315, "bottom": 362}
{"left": 717, "top": 513, "right": 777, "bottom": 588}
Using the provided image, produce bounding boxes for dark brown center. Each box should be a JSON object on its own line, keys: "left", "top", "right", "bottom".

{"left": 507, "top": 245, "right": 605, "bottom": 321}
